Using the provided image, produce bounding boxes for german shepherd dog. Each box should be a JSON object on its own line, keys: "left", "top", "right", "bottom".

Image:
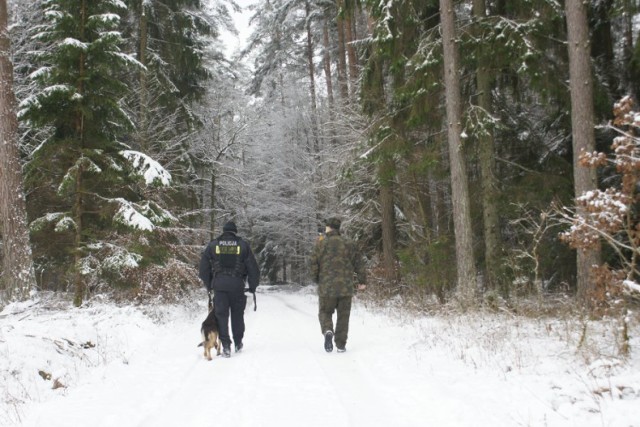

{"left": 198, "top": 307, "right": 221, "bottom": 360}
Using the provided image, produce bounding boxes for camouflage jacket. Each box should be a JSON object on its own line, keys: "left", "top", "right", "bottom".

{"left": 309, "top": 230, "right": 366, "bottom": 297}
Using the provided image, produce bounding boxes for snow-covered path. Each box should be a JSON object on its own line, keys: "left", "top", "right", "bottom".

{"left": 3, "top": 287, "right": 639, "bottom": 427}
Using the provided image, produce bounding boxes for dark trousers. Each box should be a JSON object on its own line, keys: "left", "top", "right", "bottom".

{"left": 214, "top": 290, "right": 247, "bottom": 348}
{"left": 318, "top": 296, "right": 352, "bottom": 348}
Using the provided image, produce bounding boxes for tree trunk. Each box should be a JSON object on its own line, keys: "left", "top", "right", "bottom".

{"left": 428, "top": 169, "right": 441, "bottom": 239}
{"left": 322, "top": 19, "right": 337, "bottom": 145}
{"left": 473, "top": 0, "right": 501, "bottom": 294}
{"left": 590, "top": 0, "right": 619, "bottom": 101}
{"left": 439, "top": 0, "right": 476, "bottom": 306}
{"left": 138, "top": 0, "right": 149, "bottom": 151}
{"left": 305, "top": 0, "right": 319, "bottom": 151}
{"left": 565, "top": 0, "right": 601, "bottom": 306}
{"left": 0, "top": 0, "right": 36, "bottom": 303}
{"left": 344, "top": 7, "right": 358, "bottom": 95}
{"left": 322, "top": 19, "right": 335, "bottom": 110}
{"left": 73, "top": 0, "right": 88, "bottom": 307}
{"left": 335, "top": 0, "right": 349, "bottom": 102}
{"left": 210, "top": 172, "right": 216, "bottom": 240}
{"left": 380, "top": 162, "right": 396, "bottom": 282}
{"left": 282, "top": 256, "right": 287, "bottom": 283}
{"left": 369, "top": 45, "right": 396, "bottom": 282}
{"left": 73, "top": 161, "right": 85, "bottom": 307}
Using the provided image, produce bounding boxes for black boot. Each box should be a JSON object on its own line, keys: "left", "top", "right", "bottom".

{"left": 222, "top": 346, "right": 231, "bottom": 358}
{"left": 324, "top": 331, "right": 334, "bottom": 352}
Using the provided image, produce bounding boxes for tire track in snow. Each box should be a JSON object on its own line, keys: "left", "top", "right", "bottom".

{"left": 260, "top": 291, "right": 408, "bottom": 426}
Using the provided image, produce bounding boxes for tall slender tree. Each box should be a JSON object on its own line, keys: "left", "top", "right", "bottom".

{"left": 304, "top": 0, "right": 319, "bottom": 150}
{"left": 360, "top": 5, "right": 396, "bottom": 282}
{"left": 335, "top": 0, "right": 349, "bottom": 101}
{"left": 0, "top": 0, "right": 36, "bottom": 303}
{"left": 565, "top": 0, "right": 601, "bottom": 306}
{"left": 472, "top": 0, "right": 500, "bottom": 293}
{"left": 439, "top": 0, "right": 476, "bottom": 305}
{"left": 342, "top": 0, "right": 358, "bottom": 94}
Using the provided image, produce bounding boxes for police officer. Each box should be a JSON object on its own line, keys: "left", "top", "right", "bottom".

{"left": 310, "top": 217, "right": 366, "bottom": 353}
{"left": 199, "top": 221, "right": 260, "bottom": 357}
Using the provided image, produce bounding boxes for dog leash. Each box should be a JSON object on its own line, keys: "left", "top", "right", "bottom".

{"left": 209, "top": 290, "right": 255, "bottom": 311}
{"left": 245, "top": 288, "right": 257, "bottom": 311}
{"left": 207, "top": 291, "right": 214, "bottom": 311}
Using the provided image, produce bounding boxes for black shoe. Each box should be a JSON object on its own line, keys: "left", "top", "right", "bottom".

{"left": 324, "top": 331, "right": 334, "bottom": 353}
{"left": 235, "top": 342, "right": 243, "bottom": 353}
{"left": 337, "top": 347, "right": 346, "bottom": 353}
{"left": 222, "top": 346, "right": 231, "bottom": 358}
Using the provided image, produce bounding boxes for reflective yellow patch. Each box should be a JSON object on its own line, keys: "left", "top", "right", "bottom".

{"left": 216, "top": 245, "right": 240, "bottom": 255}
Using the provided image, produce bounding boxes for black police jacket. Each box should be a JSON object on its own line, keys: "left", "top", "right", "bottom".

{"left": 199, "top": 232, "right": 260, "bottom": 293}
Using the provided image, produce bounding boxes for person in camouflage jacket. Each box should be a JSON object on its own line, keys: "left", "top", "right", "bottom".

{"left": 310, "top": 217, "right": 366, "bottom": 353}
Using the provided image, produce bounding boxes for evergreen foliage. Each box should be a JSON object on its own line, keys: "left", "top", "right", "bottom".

{"left": 15, "top": 0, "right": 192, "bottom": 303}
{"left": 3, "top": 0, "right": 640, "bottom": 311}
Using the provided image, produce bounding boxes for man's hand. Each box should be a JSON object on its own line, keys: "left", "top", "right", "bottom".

{"left": 357, "top": 284, "right": 366, "bottom": 291}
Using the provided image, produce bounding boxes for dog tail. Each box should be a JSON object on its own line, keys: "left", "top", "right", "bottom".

{"left": 197, "top": 342, "right": 204, "bottom": 347}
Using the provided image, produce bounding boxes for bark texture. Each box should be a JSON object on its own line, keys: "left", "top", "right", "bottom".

{"left": 439, "top": 0, "right": 476, "bottom": 305}
{"left": 0, "top": 0, "right": 36, "bottom": 303}
{"left": 565, "top": 0, "right": 601, "bottom": 305}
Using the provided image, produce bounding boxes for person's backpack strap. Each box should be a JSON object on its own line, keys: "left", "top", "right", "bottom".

{"left": 209, "top": 239, "right": 220, "bottom": 277}
{"left": 232, "top": 238, "right": 244, "bottom": 277}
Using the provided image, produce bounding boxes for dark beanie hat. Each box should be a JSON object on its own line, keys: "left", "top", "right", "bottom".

{"left": 223, "top": 221, "right": 237, "bottom": 233}
{"left": 325, "top": 217, "right": 341, "bottom": 230}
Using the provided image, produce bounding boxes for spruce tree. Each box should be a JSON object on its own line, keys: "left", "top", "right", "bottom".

{"left": 20, "top": 0, "right": 173, "bottom": 305}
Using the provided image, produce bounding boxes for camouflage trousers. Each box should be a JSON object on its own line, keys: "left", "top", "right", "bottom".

{"left": 318, "top": 296, "right": 352, "bottom": 348}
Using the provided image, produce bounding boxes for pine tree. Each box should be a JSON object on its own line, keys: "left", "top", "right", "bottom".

{"left": 440, "top": 0, "right": 476, "bottom": 305}
{"left": 0, "top": 0, "right": 36, "bottom": 304}
{"left": 565, "top": 0, "right": 601, "bottom": 307}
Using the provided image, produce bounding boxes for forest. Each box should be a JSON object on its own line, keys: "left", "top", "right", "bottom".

{"left": 1, "top": 0, "right": 640, "bottom": 320}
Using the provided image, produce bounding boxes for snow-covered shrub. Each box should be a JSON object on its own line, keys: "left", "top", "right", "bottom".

{"left": 124, "top": 258, "right": 201, "bottom": 304}
{"left": 560, "top": 96, "right": 640, "bottom": 310}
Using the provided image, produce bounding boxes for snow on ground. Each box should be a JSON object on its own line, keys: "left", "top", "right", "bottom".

{"left": 1, "top": 286, "right": 639, "bottom": 427}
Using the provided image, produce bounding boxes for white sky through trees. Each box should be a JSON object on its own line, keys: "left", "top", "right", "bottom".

{"left": 218, "top": 0, "right": 255, "bottom": 56}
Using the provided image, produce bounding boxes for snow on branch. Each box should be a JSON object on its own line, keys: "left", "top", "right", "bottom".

{"left": 30, "top": 212, "right": 76, "bottom": 233}
{"left": 113, "top": 199, "right": 151, "bottom": 231}
{"left": 60, "top": 38, "right": 88, "bottom": 51}
{"left": 623, "top": 280, "right": 640, "bottom": 295}
{"left": 111, "top": 198, "right": 176, "bottom": 231}
{"left": 88, "top": 13, "right": 121, "bottom": 26}
{"left": 79, "top": 243, "right": 142, "bottom": 275}
{"left": 108, "top": 52, "right": 146, "bottom": 70}
{"left": 105, "top": 0, "right": 128, "bottom": 9}
{"left": 559, "top": 96, "right": 640, "bottom": 304}
{"left": 120, "top": 150, "right": 171, "bottom": 186}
